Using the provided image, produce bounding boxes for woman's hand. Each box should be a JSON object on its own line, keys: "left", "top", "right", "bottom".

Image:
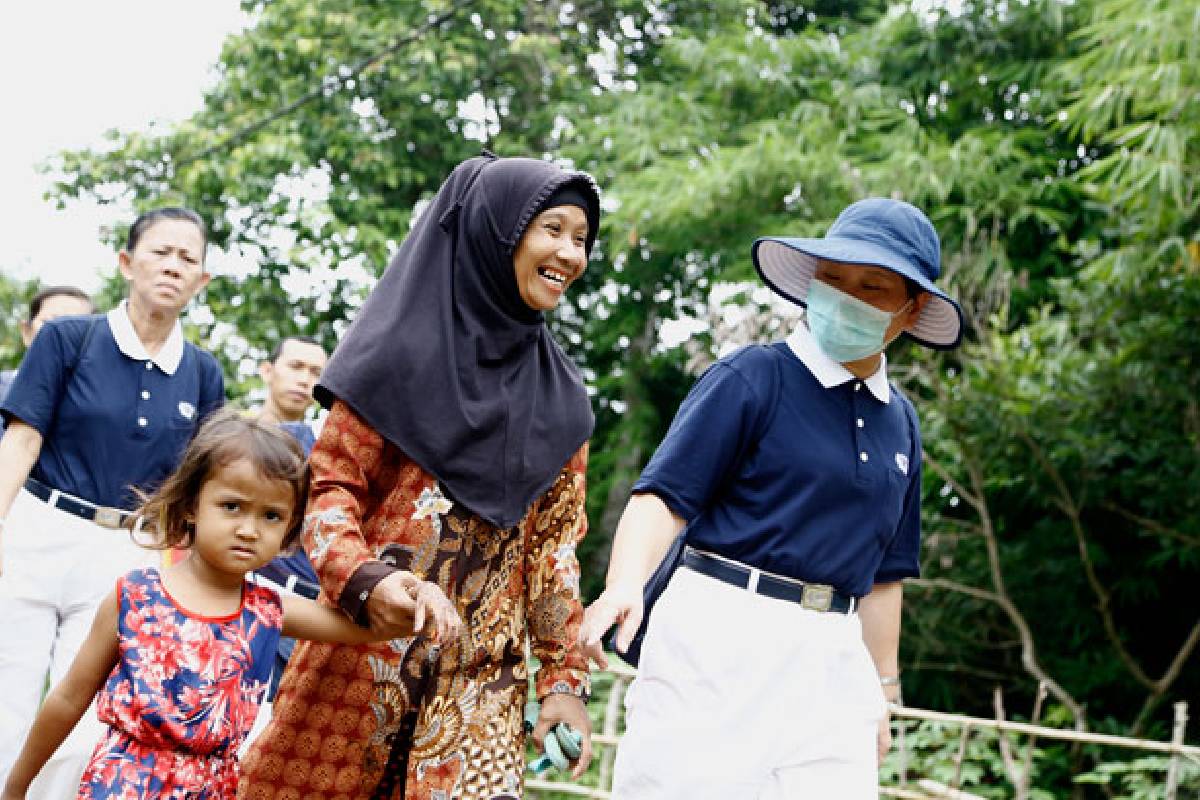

{"left": 877, "top": 713, "right": 893, "bottom": 763}
{"left": 577, "top": 582, "right": 645, "bottom": 670}
{"left": 878, "top": 685, "right": 899, "bottom": 763}
{"left": 409, "top": 581, "right": 462, "bottom": 645}
{"left": 365, "top": 571, "right": 421, "bottom": 636}
{"left": 533, "top": 693, "right": 593, "bottom": 779}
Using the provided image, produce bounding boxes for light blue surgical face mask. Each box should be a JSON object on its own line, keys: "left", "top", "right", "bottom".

{"left": 805, "top": 279, "right": 911, "bottom": 363}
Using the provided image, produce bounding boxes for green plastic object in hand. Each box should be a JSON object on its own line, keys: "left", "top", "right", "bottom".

{"left": 523, "top": 700, "right": 584, "bottom": 775}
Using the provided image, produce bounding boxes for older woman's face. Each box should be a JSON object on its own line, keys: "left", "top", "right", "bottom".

{"left": 513, "top": 205, "right": 589, "bottom": 312}
{"left": 119, "top": 219, "right": 210, "bottom": 316}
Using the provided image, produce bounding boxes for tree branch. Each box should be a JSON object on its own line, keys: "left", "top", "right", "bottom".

{"left": 908, "top": 574, "right": 1086, "bottom": 728}
{"left": 1016, "top": 430, "right": 1155, "bottom": 689}
{"left": 1100, "top": 501, "right": 1200, "bottom": 548}
{"left": 1017, "top": 430, "right": 1200, "bottom": 735}
{"left": 928, "top": 430, "right": 1088, "bottom": 729}
{"left": 922, "top": 449, "right": 985, "bottom": 516}
{"left": 1132, "top": 616, "right": 1200, "bottom": 734}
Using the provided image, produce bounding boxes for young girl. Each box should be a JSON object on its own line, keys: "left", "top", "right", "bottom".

{"left": 0, "top": 410, "right": 461, "bottom": 800}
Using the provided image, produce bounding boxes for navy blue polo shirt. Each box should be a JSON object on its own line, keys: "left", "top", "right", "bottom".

{"left": 278, "top": 420, "right": 318, "bottom": 456}
{"left": 269, "top": 420, "right": 319, "bottom": 586}
{"left": 1, "top": 309, "right": 225, "bottom": 510}
{"left": 632, "top": 327, "right": 922, "bottom": 597}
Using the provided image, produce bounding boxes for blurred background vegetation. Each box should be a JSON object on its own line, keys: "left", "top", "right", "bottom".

{"left": 2, "top": 0, "right": 1196, "bottom": 792}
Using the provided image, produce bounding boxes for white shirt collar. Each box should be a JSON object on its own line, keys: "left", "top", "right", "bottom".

{"left": 786, "top": 321, "right": 891, "bottom": 403}
{"left": 107, "top": 300, "right": 185, "bottom": 376}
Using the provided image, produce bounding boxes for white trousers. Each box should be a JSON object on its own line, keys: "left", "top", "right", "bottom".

{"left": 612, "top": 567, "right": 886, "bottom": 799}
{"left": 0, "top": 488, "right": 152, "bottom": 799}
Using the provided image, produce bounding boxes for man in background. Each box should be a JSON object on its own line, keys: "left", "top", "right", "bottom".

{"left": 252, "top": 335, "right": 328, "bottom": 702}
{"left": 256, "top": 334, "right": 327, "bottom": 452}
{"left": 0, "top": 287, "right": 94, "bottom": 435}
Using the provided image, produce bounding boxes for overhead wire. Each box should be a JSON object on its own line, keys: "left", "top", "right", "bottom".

{"left": 169, "top": 0, "right": 475, "bottom": 172}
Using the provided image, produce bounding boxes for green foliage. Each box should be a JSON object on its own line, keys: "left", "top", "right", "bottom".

{"left": 0, "top": 272, "right": 39, "bottom": 371}
{"left": 881, "top": 720, "right": 1046, "bottom": 798}
{"left": 1075, "top": 755, "right": 1200, "bottom": 799}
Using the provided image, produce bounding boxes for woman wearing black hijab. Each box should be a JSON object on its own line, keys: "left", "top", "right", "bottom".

{"left": 240, "top": 154, "right": 601, "bottom": 800}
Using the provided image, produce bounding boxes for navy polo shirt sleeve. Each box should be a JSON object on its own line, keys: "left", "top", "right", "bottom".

{"left": 0, "top": 319, "right": 78, "bottom": 435}
{"left": 873, "top": 399, "right": 922, "bottom": 584}
{"left": 632, "top": 356, "right": 764, "bottom": 522}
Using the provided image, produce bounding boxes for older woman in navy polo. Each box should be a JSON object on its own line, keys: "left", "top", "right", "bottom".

{"left": 0, "top": 208, "right": 224, "bottom": 797}
{"left": 581, "top": 199, "right": 964, "bottom": 798}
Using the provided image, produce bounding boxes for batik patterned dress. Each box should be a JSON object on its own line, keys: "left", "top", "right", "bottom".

{"left": 78, "top": 567, "right": 282, "bottom": 799}
{"left": 240, "top": 401, "right": 590, "bottom": 800}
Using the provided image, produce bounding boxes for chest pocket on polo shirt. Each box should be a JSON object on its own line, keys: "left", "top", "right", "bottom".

{"left": 171, "top": 399, "right": 199, "bottom": 427}
{"left": 159, "top": 399, "right": 200, "bottom": 465}
{"left": 874, "top": 466, "right": 910, "bottom": 546}
{"left": 161, "top": 363, "right": 204, "bottom": 461}
{"left": 167, "top": 351, "right": 204, "bottom": 431}
{"left": 876, "top": 406, "right": 917, "bottom": 550}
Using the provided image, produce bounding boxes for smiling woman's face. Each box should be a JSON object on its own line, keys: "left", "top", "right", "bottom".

{"left": 119, "top": 218, "right": 210, "bottom": 317}
{"left": 512, "top": 205, "right": 590, "bottom": 312}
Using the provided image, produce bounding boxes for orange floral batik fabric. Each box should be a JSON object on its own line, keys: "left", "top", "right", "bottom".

{"left": 239, "top": 401, "right": 591, "bottom": 800}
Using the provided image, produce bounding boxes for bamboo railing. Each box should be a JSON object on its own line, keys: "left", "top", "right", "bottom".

{"left": 527, "top": 663, "right": 1198, "bottom": 800}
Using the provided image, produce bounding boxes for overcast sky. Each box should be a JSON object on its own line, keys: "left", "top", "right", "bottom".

{"left": 0, "top": 1, "right": 246, "bottom": 293}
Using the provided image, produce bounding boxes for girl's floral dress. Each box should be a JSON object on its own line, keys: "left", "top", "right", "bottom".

{"left": 78, "top": 567, "right": 282, "bottom": 799}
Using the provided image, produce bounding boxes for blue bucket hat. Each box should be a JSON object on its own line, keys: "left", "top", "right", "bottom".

{"left": 751, "top": 198, "right": 964, "bottom": 349}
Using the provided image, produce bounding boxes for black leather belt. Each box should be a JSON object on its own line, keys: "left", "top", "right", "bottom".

{"left": 24, "top": 477, "right": 133, "bottom": 530}
{"left": 682, "top": 547, "right": 856, "bottom": 614}
{"left": 253, "top": 561, "right": 321, "bottom": 600}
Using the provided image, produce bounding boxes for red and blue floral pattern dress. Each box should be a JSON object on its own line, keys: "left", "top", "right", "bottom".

{"left": 78, "top": 567, "right": 282, "bottom": 799}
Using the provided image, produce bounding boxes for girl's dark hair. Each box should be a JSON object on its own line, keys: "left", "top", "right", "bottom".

{"left": 133, "top": 409, "right": 309, "bottom": 550}
{"left": 126, "top": 207, "right": 208, "bottom": 254}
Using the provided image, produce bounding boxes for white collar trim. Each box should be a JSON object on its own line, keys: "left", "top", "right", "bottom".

{"left": 786, "top": 322, "right": 891, "bottom": 403}
{"left": 107, "top": 301, "right": 185, "bottom": 375}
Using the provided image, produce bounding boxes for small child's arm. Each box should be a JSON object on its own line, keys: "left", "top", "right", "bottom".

{"left": 1, "top": 588, "right": 120, "bottom": 800}
{"left": 281, "top": 573, "right": 461, "bottom": 645}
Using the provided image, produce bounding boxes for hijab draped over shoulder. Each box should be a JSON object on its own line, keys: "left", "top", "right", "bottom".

{"left": 315, "top": 154, "right": 599, "bottom": 529}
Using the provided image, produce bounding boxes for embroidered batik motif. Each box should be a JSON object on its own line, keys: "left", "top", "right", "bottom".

{"left": 240, "top": 401, "right": 590, "bottom": 800}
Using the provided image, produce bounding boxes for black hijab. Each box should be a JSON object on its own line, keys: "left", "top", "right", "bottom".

{"left": 315, "top": 154, "right": 599, "bottom": 528}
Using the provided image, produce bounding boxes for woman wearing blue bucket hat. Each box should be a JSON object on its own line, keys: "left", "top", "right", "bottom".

{"left": 581, "top": 198, "right": 963, "bottom": 797}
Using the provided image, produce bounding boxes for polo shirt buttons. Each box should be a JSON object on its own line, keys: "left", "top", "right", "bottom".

{"left": 145, "top": 362, "right": 153, "bottom": 370}
{"left": 860, "top": 452, "right": 869, "bottom": 462}
{"left": 141, "top": 390, "right": 151, "bottom": 400}
{"left": 857, "top": 418, "right": 865, "bottom": 428}
{"left": 137, "top": 417, "right": 148, "bottom": 428}
{"left": 854, "top": 382, "right": 862, "bottom": 391}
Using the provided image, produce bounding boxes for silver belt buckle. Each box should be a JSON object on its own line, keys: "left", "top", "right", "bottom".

{"left": 93, "top": 507, "right": 124, "bottom": 529}
{"left": 800, "top": 583, "right": 834, "bottom": 612}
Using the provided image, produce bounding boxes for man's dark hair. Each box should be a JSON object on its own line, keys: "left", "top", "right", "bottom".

{"left": 267, "top": 335, "right": 323, "bottom": 364}
{"left": 29, "top": 286, "right": 94, "bottom": 322}
{"left": 126, "top": 207, "right": 208, "bottom": 254}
